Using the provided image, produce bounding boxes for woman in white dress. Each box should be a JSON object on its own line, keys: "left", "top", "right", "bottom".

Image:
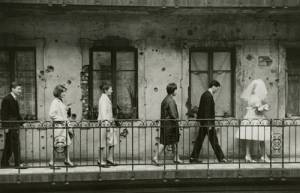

{"left": 97, "top": 84, "right": 118, "bottom": 167}
{"left": 237, "top": 79, "right": 270, "bottom": 162}
{"left": 49, "top": 85, "right": 74, "bottom": 167}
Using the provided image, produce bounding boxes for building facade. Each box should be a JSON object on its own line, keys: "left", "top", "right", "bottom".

{"left": 0, "top": 0, "right": 300, "bottom": 160}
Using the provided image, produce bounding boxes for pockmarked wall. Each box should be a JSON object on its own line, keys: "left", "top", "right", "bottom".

{"left": 0, "top": 9, "right": 299, "bottom": 161}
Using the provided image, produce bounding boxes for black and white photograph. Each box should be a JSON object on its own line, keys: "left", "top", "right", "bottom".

{"left": 0, "top": 0, "right": 300, "bottom": 192}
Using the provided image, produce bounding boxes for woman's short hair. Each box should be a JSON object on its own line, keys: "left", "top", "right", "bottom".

{"left": 53, "top": 84, "right": 66, "bottom": 98}
{"left": 100, "top": 83, "right": 112, "bottom": 93}
{"left": 166, "top": 83, "right": 177, "bottom": 94}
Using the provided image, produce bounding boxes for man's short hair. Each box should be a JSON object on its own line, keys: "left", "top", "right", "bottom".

{"left": 166, "top": 83, "right": 177, "bottom": 94}
{"left": 209, "top": 80, "right": 221, "bottom": 88}
{"left": 53, "top": 84, "right": 67, "bottom": 98}
{"left": 10, "top": 81, "right": 21, "bottom": 90}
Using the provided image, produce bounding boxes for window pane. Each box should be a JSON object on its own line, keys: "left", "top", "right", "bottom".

{"left": 213, "top": 52, "right": 231, "bottom": 70}
{"left": 287, "top": 49, "right": 300, "bottom": 115}
{"left": 287, "top": 76, "right": 300, "bottom": 115}
{"left": 190, "top": 72, "right": 208, "bottom": 109}
{"left": 15, "top": 50, "right": 36, "bottom": 119}
{"left": 93, "top": 51, "right": 111, "bottom": 70}
{"left": 92, "top": 71, "right": 112, "bottom": 115}
{"left": 15, "top": 71, "right": 36, "bottom": 119}
{"left": 190, "top": 52, "right": 208, "bottom": 71}
{"left": 116, "top": 71, "right": 136, "bottom": 118}
{"left": 15, "top": 51, "right": 35, "bottom": 70}
{"left": 0, "top": 51, "right": 9, "bottom": 71}
{"left": 0, "top": 51, "right": 10, "bottom": 120}
{"left": 116, "top": 52, "right": 135, "bottom": 71}
{"left": 213, "top": 72, "right": 232, "bottom": 116}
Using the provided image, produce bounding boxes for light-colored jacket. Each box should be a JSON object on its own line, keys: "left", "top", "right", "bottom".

{"left": 49, "top": 98, "right": 68, "bottom": 121}
{"left": 97, "top": 94, "right": 113, "bottom": 121}
{"left": 49, "top": 98, "right": 71, "bottom": 146}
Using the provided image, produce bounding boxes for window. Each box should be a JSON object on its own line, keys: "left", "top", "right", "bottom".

{"left": 189, "top": 49, "right": 235, "bottom": 117}
{"left": 0, "top": 48, "right": 37, "bottom": 120}
{"left": 89, "top": 48, "right": 138, "bottom": 119}
{"left": 286, "top": 48, "right": 300, "bottom": 116}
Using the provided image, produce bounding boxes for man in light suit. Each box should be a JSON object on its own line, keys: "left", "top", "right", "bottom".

{"left": 1, "top": 81, "right": 27, "bottom": 168}
{"left": 190, "top": 80, "right": 229, "bottom": 163}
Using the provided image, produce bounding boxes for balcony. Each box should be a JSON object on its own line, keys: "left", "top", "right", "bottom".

{"left": 0, "top": 119, "right": 300, "bottom": 186}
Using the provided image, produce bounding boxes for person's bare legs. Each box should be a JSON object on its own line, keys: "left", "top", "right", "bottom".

{"left": 64, "top": 146, "right": 73, "bottom": 165}
{"left": 172, "top": 144, "right": 182, "bottom": 163}
{"left": 245, "top": 140, "right": 255, "bottom": 162}
{"left": 152, "top": 143, "right": 165, "bottom": 164}
{"left": 107, "top": 146, "right": 116, "bottom": 163}
{"left": 98, "top": 147, "right": 106, "bottom": 165}
{"left": 259, "top": 141, "right": 270, "bottom": 162}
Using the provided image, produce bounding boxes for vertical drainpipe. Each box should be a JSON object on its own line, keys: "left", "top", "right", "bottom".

{"left": 43, "top": 38, "right": 46, "bottom": 120}
{"left": 180, "top": 40, "right": 184, "bottom": 119}
{"left": 143, "top": 40, "right": 147, "bottom": 120}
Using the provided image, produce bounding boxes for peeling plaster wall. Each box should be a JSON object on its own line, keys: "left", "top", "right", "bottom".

{"left": 0, "top": 10, "right": 300, "bottom": 160}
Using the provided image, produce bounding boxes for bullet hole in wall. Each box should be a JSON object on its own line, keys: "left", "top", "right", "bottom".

{"left": 55, "top": 39, "right": 58, "bottom": 43}
{"left": 154, "top": 87, "right": 158, "bottom": 92}
{"left": 266, "top": 77, "right": 269, "bottom": 81}
{"left": 40, "top": 70, "right": 44, "bottom": 75}
{"left": 67, "top": 80, "right": 72, "bottom": 85}
{"left": 161, "top": 35, "right": 166, "bottom": 39}
{"left": 139, "top": 52, "right": 144, "bottom": 55}
{"left": 45, "top": 65, "right": 54, "bottom": 73}
{"left": 246, "top": 54, "right": 253, "bottom": 61}
{"left": 269, "top": 82, "right": 274, "bottom": 87}
{"left": 162, "top": 67, "right": 166, "bottom": 71}
{"left": 249, "top": 77, "right": 252, "bottom": 80}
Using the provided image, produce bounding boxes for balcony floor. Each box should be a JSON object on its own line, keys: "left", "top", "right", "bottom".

{"left": 1, "top": 158, "right": 300, "bottom": 184}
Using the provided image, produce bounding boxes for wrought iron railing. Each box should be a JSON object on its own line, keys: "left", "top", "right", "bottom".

{"left": 0, "top": 119, "right": 299, "bottom": 170}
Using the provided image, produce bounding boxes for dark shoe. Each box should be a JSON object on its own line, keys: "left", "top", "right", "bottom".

{"left": 64, "top": 161, "right": 76, "bottom": 167}
{"left": 49, "top": 162, "right": 60, "bottom": 169}
{"left": 151, "top": 158, "right": 160, "bottom": 166}
{"left": 97, "top": 161, "right": 109, "bottom": 168}
{"left": 189, "top": 158, "right": 202, "bottom": 164}
{"left": 173, "top": 160, "right": 183, "bottom": 164}
{"left": 219, "top": 158, "right": 232, "bottom": 163}
{"left": 16, "top": 163, "right": 28, "bottom": 169}
{"left": 106, "top": 160, "right": 118, "bottom": 166}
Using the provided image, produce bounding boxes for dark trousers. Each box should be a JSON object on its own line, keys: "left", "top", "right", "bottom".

{"left": 1, "top": 130, "right": 21, "bottom": 167}
{"left": 191, "top": 127, "right": 225, "bottom": 161}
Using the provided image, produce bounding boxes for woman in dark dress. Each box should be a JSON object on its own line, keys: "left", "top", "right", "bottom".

{"left": 152, "top": 83, "right": 182, "bottom": 165}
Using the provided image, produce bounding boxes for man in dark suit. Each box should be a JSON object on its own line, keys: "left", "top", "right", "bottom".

{"left": 190, "top": 80, "right": 228, "bottom": 163}
{"left": 1, "top": 81, "right": 26, "bottom": 168}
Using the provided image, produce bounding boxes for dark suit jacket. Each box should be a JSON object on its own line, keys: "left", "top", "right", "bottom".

{"left": 197, "top": 90, "right": 215, "bottom": 127}
{"left": 1, "top": 93, "right": 23, "bottom": 128}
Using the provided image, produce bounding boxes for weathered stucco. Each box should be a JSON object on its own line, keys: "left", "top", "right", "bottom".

{"left": 0, "top": 8, "right": 300, "bottom": 160}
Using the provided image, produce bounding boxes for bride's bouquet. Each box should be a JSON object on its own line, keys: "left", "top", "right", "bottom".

{"left": 255, "top": 103, "right": 270, "bottom": 115}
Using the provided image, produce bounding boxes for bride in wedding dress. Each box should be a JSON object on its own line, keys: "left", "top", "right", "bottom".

{"left": 237, "top": 79, "right": 271, "bottom": 162}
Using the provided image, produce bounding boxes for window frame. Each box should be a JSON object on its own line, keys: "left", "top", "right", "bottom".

{"left": 89, "top": 47, "right": 139, "bottom": 119}
{"left": 0, "top": 47, "right": 37, "bottom": 120}
{"left": 188, "top": 48, "right": 236, "bottom": 117}
{"left": 285, "top": 48, "right": 300, "bottom": 117}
